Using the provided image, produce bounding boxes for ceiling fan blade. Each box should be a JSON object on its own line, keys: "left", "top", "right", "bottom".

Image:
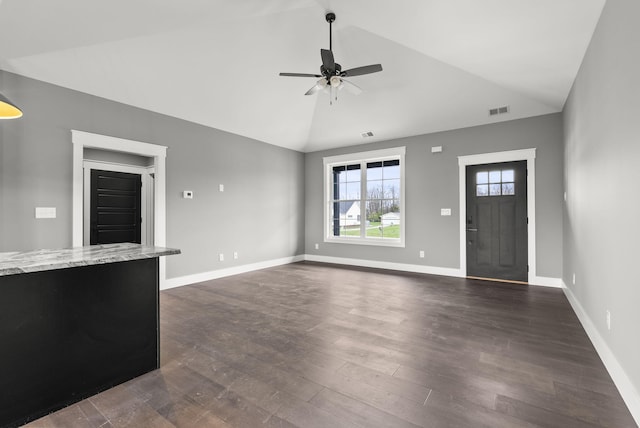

{"left": 305, "top": 79, "right": 327, "bottom": 95}
{"left": 321, "top": 49, "right": 335, "bottom": 71}
{"left": 279, "top": 72, "right": 323, "bottom": 78}
{"left": 340, "top": 79, "right": 363, "bottom": 95}
{"left": 341, "top": 64, "right": 383, "bottom": 77}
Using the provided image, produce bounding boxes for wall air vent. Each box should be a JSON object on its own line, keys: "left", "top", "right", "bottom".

{"left": 361, "top": 131, "right": 374, "bottom": 138}
{"left": 489, "top": 105, "right": 510, "bottom": 116}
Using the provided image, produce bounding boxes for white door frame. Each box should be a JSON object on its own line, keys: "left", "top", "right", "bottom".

{"left": 82, "top": 160, "right": 155, "bottom": 246}
{"left": 72, "top": 130, "right": 168, "bottom": 285}
{"left": 458, "top": 148, "right": 537, "bottom": 284}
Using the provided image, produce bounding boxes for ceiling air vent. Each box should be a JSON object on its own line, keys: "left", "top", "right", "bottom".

{"left": 489, "top": 105, "right": 510, "bottom": 116}
{"left": 361, "top": 131, "right": 374, "bottom": 138}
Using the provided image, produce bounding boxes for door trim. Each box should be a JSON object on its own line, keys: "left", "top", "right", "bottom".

{"left": 458, "top": 148, "right": 536, "bottom": 283}
{"left": 72, "top": 130, "right": 167, "bottom": 286}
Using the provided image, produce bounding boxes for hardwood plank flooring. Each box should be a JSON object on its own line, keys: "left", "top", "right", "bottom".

{"left": 25, "top": 262, "right": 636, "bottom": 427}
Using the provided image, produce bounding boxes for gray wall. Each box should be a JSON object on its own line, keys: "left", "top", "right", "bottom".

{"left": 0, "top": 71, "right": 305, "bottom": 279}
{"left": 563, "top": 0, "right": 640, "bottom": 397}
{"left": 305, "top": 113, "right": 564, "bottom": 278}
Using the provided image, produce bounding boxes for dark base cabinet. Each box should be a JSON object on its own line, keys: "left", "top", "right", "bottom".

{"left": 0, "top": 258, "right": 159, "bottom": 428}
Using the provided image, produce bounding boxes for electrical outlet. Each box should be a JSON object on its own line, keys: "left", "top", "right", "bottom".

{"left": 219, "top": 253, "right": 224, "bottom": 262}
{"left": 606, "top": 310, "right": 611, "bottom": 330}
{"left": 315, "top": 243, "right": 319, "bottom": 250}
{"left": 233, "top": 251, "right": 238, "bottom": 260}
{"left": 419, "top": 250, "right": 425, "bottom": 258}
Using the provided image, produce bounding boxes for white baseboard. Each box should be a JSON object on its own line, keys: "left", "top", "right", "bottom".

{"left": 303, "top": 255, "right": 563, "bottom": 289}
{"left": 529, "top": 275, "right": 563, "bottom": 288}
{"left": 562, "top": 281, "right": 640, "bottom": 426}
{"left": 303, "top": 254, "right": 465, "bottom": 278}
{"left": 161, "top": 255, "right": 305, "bottom": 290}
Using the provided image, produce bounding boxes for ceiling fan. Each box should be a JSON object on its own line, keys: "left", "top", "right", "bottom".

{"left": 279, "top": 12, "right": 383, "bottom": 104}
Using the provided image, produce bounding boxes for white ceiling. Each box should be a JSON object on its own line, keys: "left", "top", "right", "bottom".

{"left": 0, "top": 0, "right": 605, "bottom": 152}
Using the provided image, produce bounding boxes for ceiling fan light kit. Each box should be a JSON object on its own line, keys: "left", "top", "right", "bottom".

{"left": 279, "top": 12, "right": 383, "bottom": 104}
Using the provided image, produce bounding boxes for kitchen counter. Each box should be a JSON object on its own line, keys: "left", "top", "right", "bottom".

{"left": 0, "top": 243, "right": 180, "bottom": 427}
{"left": 0, "top": 242, "right": 180, "bottom": 276}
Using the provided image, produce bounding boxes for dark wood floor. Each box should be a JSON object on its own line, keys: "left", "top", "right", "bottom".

{"left": 26, "top": 262, "right": 636, "bottom": 427}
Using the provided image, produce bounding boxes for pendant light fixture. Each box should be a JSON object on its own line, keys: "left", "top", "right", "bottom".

{"left": 0, "top": 92, "right": 23, "bottom": 119}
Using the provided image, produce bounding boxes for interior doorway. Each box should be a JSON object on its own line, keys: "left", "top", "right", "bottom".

{"left": 72, "top": 130, "right": 168, "bottom": 284}
{"left": 82, "top": 159, "right": 154, "bottom": 246}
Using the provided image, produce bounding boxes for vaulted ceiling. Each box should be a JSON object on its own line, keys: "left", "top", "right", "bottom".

{"left": 0, "top": 0, "right": 605, "bottom": 152}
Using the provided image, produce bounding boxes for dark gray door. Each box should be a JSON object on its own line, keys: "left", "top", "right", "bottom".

{"left": 90, "top": 169, "right": 142, "bottom": 245}
{"left": 466, "top": 161, "right": 528, "bottom": 282}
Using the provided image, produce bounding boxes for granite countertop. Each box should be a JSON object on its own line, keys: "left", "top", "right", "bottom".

{"left": 0, "top": 243, "right": 181, "bottom": 276}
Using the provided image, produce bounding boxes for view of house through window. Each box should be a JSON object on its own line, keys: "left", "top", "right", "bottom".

{"left": 324, "top": 147, "right": 405, "bottom": 246}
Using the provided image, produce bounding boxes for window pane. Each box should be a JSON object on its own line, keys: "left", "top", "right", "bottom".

{"left": 379, "top": 204, "right": 401, "bottom": 239}
{"left": 366, "top": 164, "right": 383, "bottom": 180}
{"left": 476, "top": 184, "right": 489, "bottom": 196}
{"left": 502, "top": 170, "right": 514, "bottom": 182}
{"left": 331, "top": 202, "right": 340, "bottom": 236}
{"left": 335, "top": 183, "right": 346, "bottom": 200}
{"left": 384, "top": 179, "right": 400, "bottom": 199}
{"left": 383, "top": 164, "right": 400, "bottom": 179}
{"left": 365, "top": 200, "right": 382, "bottom": 223}
{"left": 489, "top": 170, "right": 501, "bottom": 183}
{"left": 476, "top": 171, "right": 488, "bottom": 184}
{"left": 502, "top": 183, "right": 515, "bottom": 195}
{"left": 367, "top": 180, "right": 383, "bottom": 197}
{"left": 345, "top": 167, "right": 360, "bottom": 182}
{"left": 335, "top": 201, "right": 361, "bottom": 236}
{"left": 489, "top": 183, "right": 501, "bottom": 196}
{"left": 346, "top": 182, "right": 360, "bottom": 199}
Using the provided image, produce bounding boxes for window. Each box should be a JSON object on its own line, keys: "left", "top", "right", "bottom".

{"left": 476, "top": 169, "right": 515, "bottom": 197}
{"left": 324, "top": 147, "right": 405, "bottom": 246}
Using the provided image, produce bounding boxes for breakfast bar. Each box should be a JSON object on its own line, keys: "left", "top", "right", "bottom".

{"left": 0, "top": 243, "right": 180, "bottom": 427}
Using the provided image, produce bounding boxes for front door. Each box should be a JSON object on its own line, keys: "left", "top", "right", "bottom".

{"left": 466, "top": 161, "right": 527, "bottom": 282}
{"left": 90, "top": 169, "right": 142, "bottom": 245}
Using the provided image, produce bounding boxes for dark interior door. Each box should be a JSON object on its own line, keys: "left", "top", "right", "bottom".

{"left": 466, "top": 161, "right": 527, "bottom": 282}
{"left": 90, "top": 169, "right": 142, "bottom": 245}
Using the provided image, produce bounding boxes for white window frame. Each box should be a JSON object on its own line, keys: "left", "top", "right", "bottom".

{"left": 323, "top": 147, "right": 406, "bottom": 247}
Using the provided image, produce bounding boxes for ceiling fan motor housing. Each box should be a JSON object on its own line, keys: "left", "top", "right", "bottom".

{"left": 321, "top": 63, "right": 341, "bottom": 78}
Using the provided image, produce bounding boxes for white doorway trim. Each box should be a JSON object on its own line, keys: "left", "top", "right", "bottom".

{"left": 82, "top": 160, "right": 155, "bottom": 246}
{"left": 72, "top": 130, "right": 168, "bottom": 285}
{"left": 458, "top": 148, "right": 537, "bottom": 284}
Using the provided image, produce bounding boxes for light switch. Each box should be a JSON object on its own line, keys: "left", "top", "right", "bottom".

{"left": 441, "top": 208, "right": 452, "bottom": 216}
{"left": 35, "top": 207, "right": 56, "bottom": 219}
{"left": 431, "top": 146, "right": 443, "bottom": 153}
{"left": 219, "top": 184, "right": 224, "bottom": 192}
{"left": 183, "top": 190, "right": 193, "bottom": 199}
